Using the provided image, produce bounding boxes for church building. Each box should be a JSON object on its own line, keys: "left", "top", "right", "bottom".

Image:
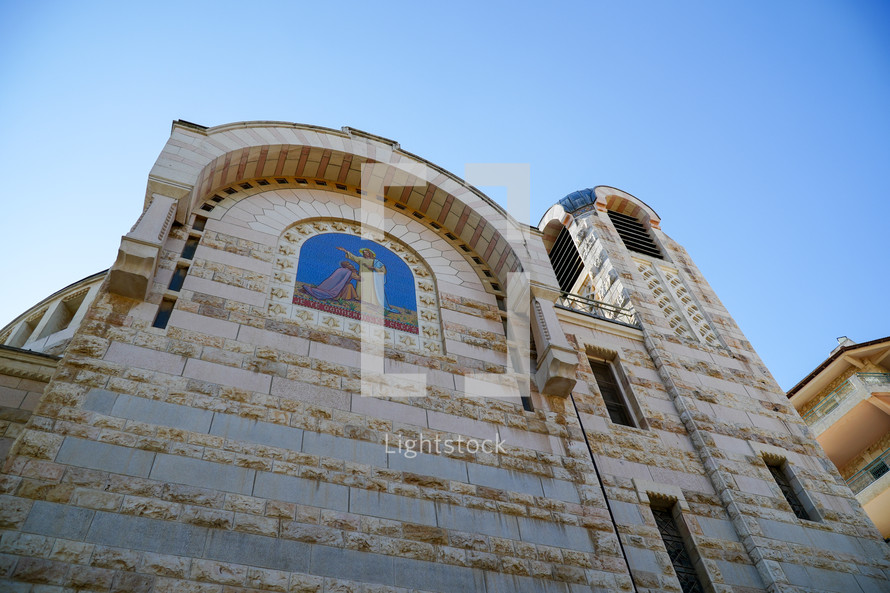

{"left": 0, "top": 121, "right": 887, "bottom": 592}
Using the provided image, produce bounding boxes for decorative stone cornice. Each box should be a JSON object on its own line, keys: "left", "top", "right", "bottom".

{"left": 0, "top": 345, "right": 59, "bottom": 382}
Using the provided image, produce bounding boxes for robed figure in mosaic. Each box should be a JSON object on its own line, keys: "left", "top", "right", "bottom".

{"left": 301, "top": 260, "right": 360, "bottom": 301}
{"left": 293, "top": 233, "right": 419, "bottom": 334}
{"left": 336, "top": 246, "right": 398, "bottom": 313}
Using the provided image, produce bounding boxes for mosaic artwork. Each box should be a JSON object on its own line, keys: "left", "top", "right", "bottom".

{"left": 293, "top": 233, "right": 418, "bottom": 333}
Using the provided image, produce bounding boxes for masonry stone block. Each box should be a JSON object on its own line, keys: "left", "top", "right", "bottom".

{"left": 435, "top": 503, "right": 520, "bottom": 540}
{"left": 82, "top": 389, "right": 119, "bottom": 415}
{"left": 205, "top": 529, "right": 309, "bottom": 572}
{"left": 210, "top": 413, "right": 302, "bottom": 451}
{"left": 466, "top": 462, "right": 544, "bottom": 497}
{"left": 349, "top": 489, "right": 436, "bottom": 526}
{"left": 516, "top": 517, "right": 595, "bottom": 552}
{"left": 310, "top": 546, "right": 394, "bottom": 585}
{"left": 22, "top": 501, "right": 94, "bottom": 541}
{"left": 85, "top": 511, "right": 207, "bottom": 557}
{"left": 150, "top": 453, "right": 255, "bottom": 495}
{"left": 252, "top": 472, "right": 348, "bottom": 511}
{"left": 56, "top": 437, "right": 155, "bottom": 477}
{"left": 393, "top": 556, "right": 485, "bottom": 593}
{"left": 104, "top": 342, "right": 186, "bottom": 375}
{"left": 301, "top": 431, "right": 386, "bottom": 467}
{"left": 387, "top": 450, "right": 468, "bottom": 482}
{"left": 111, "top": 394, "right": 213, "bottom": 433}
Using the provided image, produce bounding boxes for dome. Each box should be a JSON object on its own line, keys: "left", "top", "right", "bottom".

{"left": 557, "top": 188, "right": 598, "bottom": 213}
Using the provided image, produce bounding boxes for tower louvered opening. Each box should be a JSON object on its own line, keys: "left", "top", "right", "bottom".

{"left": 549, "top": 226, "right": 584, "bottom": 292}
{"left": 607, "top": 210, "right": 663, "bottom": 259}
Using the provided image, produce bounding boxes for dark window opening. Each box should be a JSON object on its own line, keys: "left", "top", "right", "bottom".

{"left": 192, "top": 216, "right": 207, "bottom": 232}
{"left": 871, "top": 461, "right": 890, "bottom": 481}
{"left": 168, "top": 267, "right": 188, "bottom": 292}
{"left": 589, "top": 359, "right": 633, "bottom": 426}
{"left": 652, "top": 506, "right": 705, "bottom": 593}
{"left": 767, "top": 462, "right": 811, "bottom": 521}
{"left": 607, "top": 210, "right": 663, "bottom": 259}
{"left": 182, "top": 236, "right": 200, "bottom": 260}
{"left": 549, "top": 226, "right": 584, "bottom": 292}
{"left": 152, "top": 300, "right": 175, "bottom": 329}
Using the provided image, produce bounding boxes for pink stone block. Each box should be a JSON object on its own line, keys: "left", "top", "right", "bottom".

{"left": 182, "top": 276, "right": 266, "bottom": 307}
{"left": 350, "top": 394, "right": 428, "bottom": 427}
{"left": 169, "top": 310, "right": 239, "bottom": 340}
{"left": 236, "top": 326, "right": 310, "bottom": 356}
{"left": 183, "top": 359, "right": 271, "bottom": 394}
{"left": 426, "top": 410, "right": 500, "bottom": 441}
{"left": 104, "top": 342, "right": 186, "bottom": 375}
{"left": 497, "top": 425, "right": 565, "bottom": 456}
{"left": 270, "top": 377, "right": 349, "bottom": 410}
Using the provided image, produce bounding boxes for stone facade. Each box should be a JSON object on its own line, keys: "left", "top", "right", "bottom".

{"left": 0, "top": 121, "right": 887, "bottom": 593}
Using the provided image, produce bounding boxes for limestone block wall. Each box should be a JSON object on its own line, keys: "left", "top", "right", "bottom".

{"left": 567, "top": 206, "right": 890, "bottom": 592}
{"left": 0, "top": 185, "right": 635, "bottom": 592}
{"left": 0, "top": 348, "right": 56, "bottom": 462}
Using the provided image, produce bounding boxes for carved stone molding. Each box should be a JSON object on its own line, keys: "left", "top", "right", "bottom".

{"left": 108, "top": 194, "right": 178, "bottom": 300}
{"left": 0, "top": 346, "right": 59, "bottom": 383}
{"left": 531, "top": 298, "right": 577, "bottom": 397}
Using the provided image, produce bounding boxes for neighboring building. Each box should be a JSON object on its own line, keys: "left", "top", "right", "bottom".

{"left": 787, "top": 336, "right": 890, "bottom": 540}
{"left": 0, "top": 120, "right": 888, "bottom": 592}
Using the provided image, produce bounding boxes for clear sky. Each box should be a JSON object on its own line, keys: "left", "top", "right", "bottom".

{"left": 1, "top": 1, "right": 888, "bottom": 390}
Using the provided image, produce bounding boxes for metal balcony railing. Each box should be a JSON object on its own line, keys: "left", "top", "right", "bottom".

{"left": 802, "top": 373, "right": 890, "bottom": 425}
{"left": 847, "top": 448, "right": 890, "bottom": 494}
{"left": 555, "top": 291, "right": 640, "bottom": 328}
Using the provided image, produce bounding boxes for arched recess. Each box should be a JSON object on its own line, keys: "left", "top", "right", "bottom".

{"left": 145, "top": 122, "right": 533, "bottom": 291}
{"left": 592, "top": 186, "right": 661, "bottom": 230}
{"left": 268, "top": 218, "right": 445, "bottom": 356}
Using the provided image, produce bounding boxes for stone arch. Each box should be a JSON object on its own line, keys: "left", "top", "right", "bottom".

{"left": 200, "top": 185, "right": 485, "bottom": 299}
{"left": 593, "top": 186, "right": 661, "bottom": 229}
{"left": 147, "top": 121, "right": 531, "bottom": 291}
{"left": 537, "top": 203, "right": 572, "bottom": 253}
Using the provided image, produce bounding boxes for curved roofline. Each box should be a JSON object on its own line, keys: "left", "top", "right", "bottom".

{"left": 167, "top": 120, "right": 519, "bottom": 230}
{"left": 593, "top": 185, "right": 660, "bottom": 221}
{"left": 538, "top": 185, "right": 661, "bottom": 228}
{"left": 146, "top": 121, "right": 534, "bottom": 288}
{"left": 0, "top": 269, "right": 108, "bottom": 335}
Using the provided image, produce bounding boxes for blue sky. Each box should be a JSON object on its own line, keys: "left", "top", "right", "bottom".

{"left": 1, "top": 1, "right": 888, "bottom": 389}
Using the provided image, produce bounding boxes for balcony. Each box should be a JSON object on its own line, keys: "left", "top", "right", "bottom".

{"left": 847, "top": 448, "right": 890, "bottom": 494}
{"left": 846, "top": 447, "right": 890, "bottom": 538}
{"left": 554, "top": 292, "right": 640, "bottom": 329}
{"left": 803, "top": 373, "right": 890, "bottom": 427}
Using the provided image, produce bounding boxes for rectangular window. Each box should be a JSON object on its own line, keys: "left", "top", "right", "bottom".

{"left": 652, "top": 506, "right": 705, "bottom": 593}
{"left": 152, "top": 299, "right": 175, "bottom": 329}
{"left": 588, "top": 358, "right": 634, "bottom": 427}
{"left": 767, "top": 462, "right": 812, "bottom": 521}
{"left": 168, "top": 267, "right": 188, "bottom": 292}
{"left": 192, "top": 216, "right": 207, "bottom": 231}
{"left": 181, "top": 236, "right": 200, "bottom": 260}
